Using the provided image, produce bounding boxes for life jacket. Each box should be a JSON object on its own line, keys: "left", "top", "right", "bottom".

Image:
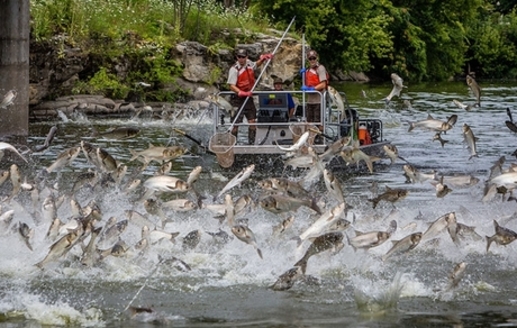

{"left": 305, "top": 65, "right": 329, "bottom": 89}
{"left": 235, "top": 63, "right": 255, "bottom": 92}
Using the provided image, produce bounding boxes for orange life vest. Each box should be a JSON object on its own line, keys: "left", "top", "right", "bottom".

{"left": 305, "top": 65, "right": 329, "bottom": 89}
{"left": 235, "top": 64, "right": 255, "bottom": 92}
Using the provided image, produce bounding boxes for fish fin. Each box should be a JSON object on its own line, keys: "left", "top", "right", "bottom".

{"left": 129, "top": 149, "right": 139, "bottom": 162}
{"left": 486, "top": 235, "right": 492, "bottom": 252}
{"left": 408, "top": 122, "right": 415, "bottom": 132}
{"left": 310, "top": 198, "right": 322, "bottom": 215}
{"left": 256, "top": 247, "right": 263, "bottom": 260}
{"left": 293, "top": 258, "right": 308, "bottom": 275}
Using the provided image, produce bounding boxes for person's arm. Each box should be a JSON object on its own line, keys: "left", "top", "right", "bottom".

{"left": 256, "top": 53, "right": 274, "bottom": 67}
{"left": 287, "top": 93, "right": 296, "bottom": 117}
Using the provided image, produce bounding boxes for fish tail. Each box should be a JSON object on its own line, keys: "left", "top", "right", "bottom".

{"left": 310, "top": 198, "right": 322, "bottom": 215}
{"left": 129, "top": 149, "right": 139, "bottom": 162}
{"left": 368, "top": 198, "right": 379, "bottom": 209}
{"left": 486, "top": 235, "right": 493, "bottom": 252}
{"left": 292, "top": 236, "right": 302, "bottom": 247}
{"left": 294, "top": 258, "right": 308, "bottom": 275}
{"left": 408, "top": 122, "right": 415, "bottom": 132}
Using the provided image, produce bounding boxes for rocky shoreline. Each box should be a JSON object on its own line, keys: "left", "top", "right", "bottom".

{"left": 29, "top": 30, "right": 369, "bottom": 119}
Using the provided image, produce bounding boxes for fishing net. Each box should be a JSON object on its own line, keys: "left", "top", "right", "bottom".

{"left": 209, "top": 132, "right": 236, "bottom": 168}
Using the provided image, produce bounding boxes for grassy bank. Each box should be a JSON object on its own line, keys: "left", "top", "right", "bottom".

{"left": 30, "top": 0, "right": 276, "bottom": 101}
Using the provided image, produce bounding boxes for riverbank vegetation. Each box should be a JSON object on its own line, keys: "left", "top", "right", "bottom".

{"left": 30, "top": 0, "right": 517, "bottom": 100}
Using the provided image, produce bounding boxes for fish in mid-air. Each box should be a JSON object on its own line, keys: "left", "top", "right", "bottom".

{"left": 231, "top": 225, "right": 263, "bottom": 259}
{"left": 0, "top": 142, "right": 28, "bottom": 163}
{"left": 462, "top": 123, "right": 479, "bottom": 160}
{"left": 486, "top": 219, "right": 517, "bottom": 252}
{"left": 466, "top": 74, "right": 481, "bottom": 107}
{"left": 0, "top": 90, "right": 17, "bottom": 109}
{"left": 369, "top": 186, "right": 408, "bottom": 208}
{"left": 215, "top": 164, "right": 255, "bottom": 200}
{"left": 382, "top": 232, "right": 422, "bottom": 262}
{"left": 383, "top": 73, "right": 406, "bottom": 104}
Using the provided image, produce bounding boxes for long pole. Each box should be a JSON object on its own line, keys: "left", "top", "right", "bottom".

{"left": 226, "top": 16, "right": 296, "bottom": 133}
{"left": 301, "top": 33, "right": 306, "bottom": 121}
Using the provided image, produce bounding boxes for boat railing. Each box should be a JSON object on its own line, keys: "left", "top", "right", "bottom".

{"left": 212, "top": 89, "right": 382, "bottom": 150}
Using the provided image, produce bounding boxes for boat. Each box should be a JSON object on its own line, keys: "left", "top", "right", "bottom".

{"left": 208, "top": 89, "right": 390, "bottom": 170}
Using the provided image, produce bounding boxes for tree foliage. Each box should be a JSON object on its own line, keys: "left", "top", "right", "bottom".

{"left": 254, "top": 0, "right": 516, "bottom": 81}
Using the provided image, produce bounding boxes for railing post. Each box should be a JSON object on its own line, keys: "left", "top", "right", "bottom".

{"left": 0, "top": 0, "right": 30, "bottom": 137}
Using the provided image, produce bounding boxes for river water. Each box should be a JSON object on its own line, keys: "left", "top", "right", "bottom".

{"left": 1, "top": 80, "right": 517, "bottom": 327}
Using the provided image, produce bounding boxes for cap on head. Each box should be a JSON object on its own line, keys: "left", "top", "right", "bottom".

{"left": 236, "top": 48, "right": 248, "bottom": 57}
{"left": 307, "top": 50, "right": 318, "bottom": 58}
{"left": 273, "top": 77, "right": 283, "bottom": 84}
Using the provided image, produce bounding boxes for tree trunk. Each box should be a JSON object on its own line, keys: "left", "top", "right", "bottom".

{"left": 0, "top": 0, "right": 30, "bottom": 137}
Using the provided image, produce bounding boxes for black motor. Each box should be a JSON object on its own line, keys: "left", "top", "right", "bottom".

{"left": 340, "top": 108, "right": 358, "bottom": 137}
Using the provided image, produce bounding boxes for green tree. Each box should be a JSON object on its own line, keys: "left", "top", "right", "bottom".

{"left": 254, "top": 0, "right": 393, "bottom": 73}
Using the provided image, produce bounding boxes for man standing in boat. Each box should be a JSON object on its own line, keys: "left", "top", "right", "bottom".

{"left": 301, "top": 49, "right": 329, "bottom": 142}
{"left": 227, "top": 48, "right": 273, "bottom": 145}
{"left": 272, "top": 77, "right": 296, "bottom": 118}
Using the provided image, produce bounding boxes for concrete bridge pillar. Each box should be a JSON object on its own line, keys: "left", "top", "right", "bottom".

{"left": 0, "top": 0, "right": 30, "bottom": 137}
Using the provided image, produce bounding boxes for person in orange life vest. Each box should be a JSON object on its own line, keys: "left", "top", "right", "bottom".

{"left": 272, "top": 77, "right": 296, "bottom": 117}
{"left": 227, "top": 48, "right": 273, "bottom": 145}
{"left": 300, "top": 49, "right": 328, "bottom": 131}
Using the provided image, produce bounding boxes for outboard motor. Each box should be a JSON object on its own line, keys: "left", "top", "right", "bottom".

{"left": 340, "top": 108, "right": 358, "bottom": 137}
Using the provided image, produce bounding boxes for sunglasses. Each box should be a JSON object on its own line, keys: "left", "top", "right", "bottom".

{"left": 237, "top": 55, "right": 247, "bottom": 58}
{"left": 308, "top": 57, "right": 317, "bottom": 60}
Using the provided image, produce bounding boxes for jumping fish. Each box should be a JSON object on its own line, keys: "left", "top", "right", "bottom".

{"left": 0, "top": 90, "right": 17, "bottom": 109}
{"left": 143, "top": 175, "right": 191, "bottom": 194}
{"left": 18, "top": 222, "right": 34, "bottom": 251}
{"left": 275, "top": 131, "right": 310, "bottom": 152}
{"left": 466, "top": 74, "right": 481, "bottom": 107}
{"left": 383, "top": 144, "right": 407, "bottom": 165}
{"left": 260, "top": 193, "right": 322, "bottom": 215}
{"left": 462, "top": 123, "right": 479, "bottom": 160}
{"left": 129, "top": 144, "right": 186, "bottom": 164}
{"left": 231, "top": 225, "right": 263, "bottom": 259}
{"left": 296, "top": 202, "right": 346, "bottom": 245}
{"left": 35, "top": 225, "right": 84, "bottom": 269}
{"left": 294, "top": 232, "right": 345, "bottom": 274}
{"left": 446, "top": 262, "right": 467, "bottom": 291}
{"left": 382, "top": 232, "right": 422, "bottom": 262}
{"left": 323, "top": 169, "right": 345, "bottom": 203}
{"left": 452, "top": 99, "right": 473, "bottom": 111}
{"left": 348, "top": 220, "right": 397, "bottom": 251}
{"left": 46, "top": 146, "right": 82, "bottom": 173}
{"left": 270, "top": 266, "right": 304, "bottom": 291}
{"left": 327, "top": 85, "right": 345, "bottom": 118}
{"left": 408, "top": 114, "right": 453, "bottom": 133}
{"left": 34, "top": 125, "right": 58, "bottom": 152}
{"left": 215, "top": 164, "right": 255, "bottom": 200}
{"left": 486, "top": 219, "right": 517, "bottom": 252}
{"left": 384, "top": 73, "right": 406, "bottom": 104}
{"left": 0, "top": 142, "right": 28, "bottom": 163}
{"left": 369, "top": 186, "right": 408, "bottom": 208}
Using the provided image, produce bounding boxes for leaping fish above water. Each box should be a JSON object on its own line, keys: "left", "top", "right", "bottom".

{"left": 466, "top": 74, "right": 481, "bottom": 107}
{"left": 0, "top": 90, "right": 17, "bottom": 109}
{"left": 274, "top": 131, "right": 310, "bottom": 152}
{"left": 231, "top": 224, "right": 262, "bottom": 259}
{"left": 383, "top": 73, "right": 406, "bottom": 104}
{"left": 0, "top": 142, "right": 28, "bottom": 163}
{"left": 214, "top": 164, "right": 255, "bottom": 201}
